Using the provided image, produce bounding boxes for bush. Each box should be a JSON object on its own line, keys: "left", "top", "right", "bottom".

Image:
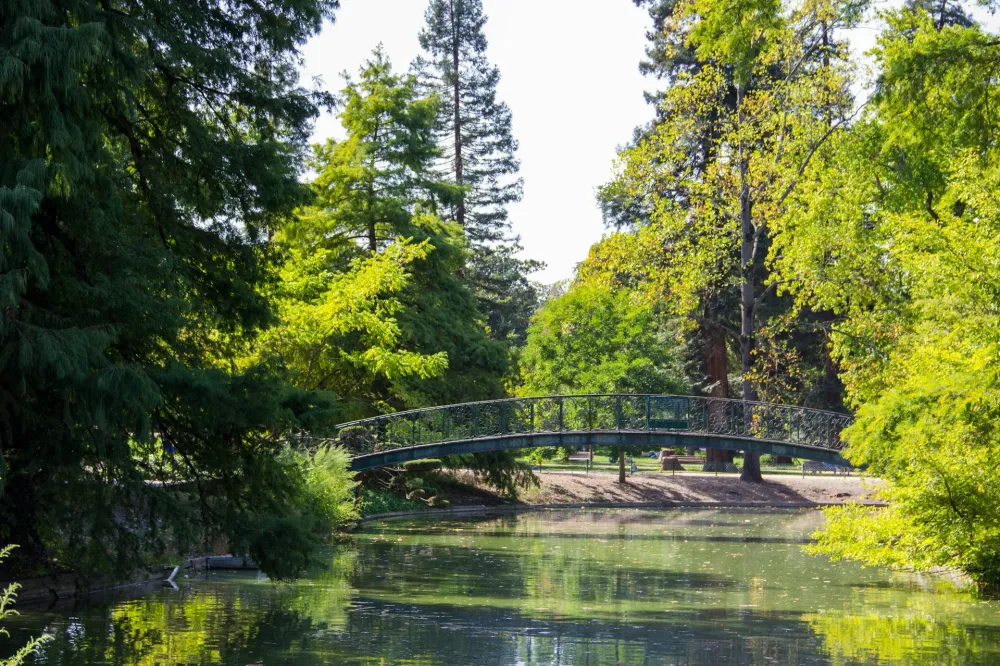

{"left": 401, "top": 459, "right": 442, "bottom": 473}
{"left": 1, "top": 546, "right": 51, "bottom": 666}
{"left": 524, "top": 447, "right": 573, "bottom": 465}
{"left": 358, "top": 487, "right": 426, "bottom": 515}
{"left": 302, "top": 446, "right": 359, "bottom": 530}
{"left": 525, "top": 447, "right": 559, "bottom": 464}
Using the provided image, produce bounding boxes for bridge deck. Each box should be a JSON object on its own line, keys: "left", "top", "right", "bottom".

{"left": 313, "top": 394, "right": 853, "bottom": 471}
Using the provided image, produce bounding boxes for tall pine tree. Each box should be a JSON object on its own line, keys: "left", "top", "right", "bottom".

{"left": 413, "top": 0, "right": 541, "bottom": 343}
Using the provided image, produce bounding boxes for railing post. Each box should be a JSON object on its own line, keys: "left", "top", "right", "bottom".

{"left": 645, "top": 395, "right": 650, "bottom": 430}
{"left": 558, "top": 397, "right": 563, "bottom": 432}
{"left": 442, "top": 409, "right": 449, "bottom": 440}
{"left": 412, "top": 417, "right": 417, "bottom": 445}
{"left": 615, "top": 395, "right": 622, "bottom": 430}
{"left": 826, "top": 412, "right": 832, "bottom": 448}
{"left": 529, "top": 400, "right": 535, "bottom": 433}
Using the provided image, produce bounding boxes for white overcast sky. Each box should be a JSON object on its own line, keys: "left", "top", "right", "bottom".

{"left": 300, "top": 0, "right": 996, "bottom": 284}
{"left": 300, "top": 0, "right": 654, "bottom": 284}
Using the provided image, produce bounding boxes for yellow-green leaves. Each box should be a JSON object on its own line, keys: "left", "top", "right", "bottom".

{"left": 774, "top": 8, "right": 1000, "bottom": 588}
{"left": 517, "top": 282, "right": 686, "bottom": 396}
{"left": 260, "top": 237, "right": 448, "bottom": 416}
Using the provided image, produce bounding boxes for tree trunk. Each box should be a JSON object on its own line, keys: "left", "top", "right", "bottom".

{"left": 702, "top": 323, "right": 734, "bottom": 471}
{"left": 736, "top": 83, "right": 763, "bottom": 483}
{"left": 618, "top": 447, "right": 626, "bottom": 483}
{"left": 450, "top": 0, "right": 465, "bottom": 229}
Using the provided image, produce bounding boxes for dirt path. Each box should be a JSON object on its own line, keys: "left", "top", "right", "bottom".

{"left": 451, "top": 470, "right": 882, "bottom": 506}
{"left": 524, "top": 471, "right": 881, "bottom": 504}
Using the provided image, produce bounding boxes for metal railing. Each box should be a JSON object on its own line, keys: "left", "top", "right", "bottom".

{"left": 316, "top": 395, "right": 853, "bottom": 459}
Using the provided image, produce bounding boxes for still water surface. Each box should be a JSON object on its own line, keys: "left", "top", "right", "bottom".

{"left": 9, "top": 509, "right": 1000, "bottom": 665}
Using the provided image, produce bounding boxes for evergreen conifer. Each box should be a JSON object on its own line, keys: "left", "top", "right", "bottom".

{"left": 413, "top": 0, "right": 541, "bottom": 343}
{"left": 0, "top": 0, "right": 340, "bottom": 577}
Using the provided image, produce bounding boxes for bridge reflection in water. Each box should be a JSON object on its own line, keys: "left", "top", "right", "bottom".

{"left": 316, "top": 394, "right": 853, "bottom": 471}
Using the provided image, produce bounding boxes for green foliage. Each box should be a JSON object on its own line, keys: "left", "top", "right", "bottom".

{"left": 0, "top": 0, "right": 344, "bottom": 578}
{"left": 0, "top": 546, "right": 50, "bottom": 665}
{"left": 517, "top": 281, "right": 688, "bottom": 477}
{"left": 519, "top": 282, "right": 687, "bottom": 396}
{"left": 524, "top": 447, "right": 572, "bottom": 465}
{"left": 596, "top": 0, "right": 861, "bottom": 423}
{"left": 276, "top": 50, "right": 507, "bottom": 416}
{"left": 260, "top": 235, "right": 448, "bottom": 419}
{"left": 772, "top": 5, "right": 1000, "bottom": 587}
{"left": 401, "top": 459, "right": 443, "bottom": 473}
{"left": 303, "top": 47, "right": 460, "bottom": 256}
{"left": 302, "top": 447, "right": 359, "bottom": 533}
{"left": 358, "top": 487, "right": 426, "bottom": 516}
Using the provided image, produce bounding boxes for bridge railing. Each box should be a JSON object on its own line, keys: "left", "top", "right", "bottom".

{"left": 319, "top": 395, "right": 853, "bottom": 459}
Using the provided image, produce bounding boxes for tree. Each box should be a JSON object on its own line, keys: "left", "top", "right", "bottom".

{"left": 519, "top": 282, "right": 688, "bottom": 481}
{"left": 275, "top": 51, "right": 521, "bottom": 494}
{"left": 414, "top": 0, "right": 542, "bottom": 343}
{"left": 276, "top": 50, "right": 507, "bottom": 414}
{"left": 600, "top": 0, "right": 863, "bottom": 480}
{"left": 774, "top": 4, "right": 1000, "bottom": 589}
{"left": 0, "top": 0, "right": 349, "bottom": 578}
{"left": 257, "top": 238, "right": 449, "bottom": 421}
{"left": 305, "top": 48, "right": 456, "bottom": 255}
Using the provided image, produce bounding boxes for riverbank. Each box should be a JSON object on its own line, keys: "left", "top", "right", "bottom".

{"left": 440, "top": 470, "right": 881, "bottom": 507}
{"left": 13, "top": 472, "right": 880, "bottom": 605}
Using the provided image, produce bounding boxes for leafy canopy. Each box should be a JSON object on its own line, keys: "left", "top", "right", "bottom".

{"left": 771, "top": 6, "right": 1000, "bottom": 588}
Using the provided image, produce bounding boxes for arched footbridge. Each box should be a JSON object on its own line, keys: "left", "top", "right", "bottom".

{"left": 320, "top": 394, "right": 853, "bottom": 471}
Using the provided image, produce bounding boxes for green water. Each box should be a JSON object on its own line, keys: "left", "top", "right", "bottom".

{"left": 8, "top": 509, "right": 1000, "bottom": 665}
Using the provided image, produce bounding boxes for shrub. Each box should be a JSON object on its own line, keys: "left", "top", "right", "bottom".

{"left": 303, "top": 446, "right": 359, "bottom": 530}
{"left": 1, "top": 546, "right": 51, "bottom": 666}
{"left": 401, "top": 459, "right": 442, "bottom": 473}
{"left": 358, "top": 488, "right": 426, "bottom": 515}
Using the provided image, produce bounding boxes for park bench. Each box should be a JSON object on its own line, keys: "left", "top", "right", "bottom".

{"left": 801, "top": 461, "right": 851, "bottom": 476}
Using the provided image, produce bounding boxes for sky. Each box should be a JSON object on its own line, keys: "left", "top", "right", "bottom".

{"left": 300, "top": 0, "right": 654, "bottom": 284}
{"left": 300, "top": 0, "right": 998, "bottom": 285}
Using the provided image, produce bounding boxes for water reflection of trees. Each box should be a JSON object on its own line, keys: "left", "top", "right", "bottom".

{"left": 806, "top": 602, "right": 1000, "bottom": 665}
{"left": 26, "top": 551, "right": 358, "bottom": 666}
{"left": 15, "top": 511, "right": 1000, "bottom": 665}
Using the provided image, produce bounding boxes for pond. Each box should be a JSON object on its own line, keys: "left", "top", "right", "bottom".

{"left": 7, "top": 508, "right": 1000, "bottom": 665}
